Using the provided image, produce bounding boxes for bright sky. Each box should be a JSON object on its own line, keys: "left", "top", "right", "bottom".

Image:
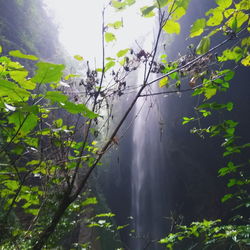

{"left": 43, "top": 0, "right": 155, "bottom": 64}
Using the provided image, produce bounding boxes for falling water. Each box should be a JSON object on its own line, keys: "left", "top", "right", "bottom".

{"left": 130, "top": 32, "right": 170, "bottom": 249}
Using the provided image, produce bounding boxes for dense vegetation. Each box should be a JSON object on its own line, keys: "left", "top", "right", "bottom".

{"left": 0, "top": 0, "right": 249, "bottom": 249}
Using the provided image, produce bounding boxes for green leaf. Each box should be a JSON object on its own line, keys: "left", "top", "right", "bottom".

{"left": 108, "top": 20, "right": 123, "bottom": 29}
{"left": 172, "top": 7, "right": 186, "bottom": 21}
{"left": 95, "top": 213, "right": 115, "bottom": 218}
{"left": 231, "top": 17, "right": 238, "bottom": 32}
{"left": 105, "top": 61, "right": 115, "bottom": 72}
{"left": 9, "top": 50, "right": 39, "bottom": 61}
{"left": 206, "top": 8, "right": 223, "bottom": 26}
{"left": 74, "top": 55, "right": 84, "bottom": 61}
{"left": 221, "top": 69, "right": 235, "bottom": 81}
{"left": 241, "top": 55, "right": 250, "bottom": 66}
{"left": 0, "top": 45, "right": 2, "bottom": 54}
{"left": 227, "top": 11, "right": 248, "bottom": 28}
{"left": 0, "top": 79, "right": 30, "bottom": 101}
{"left": 25, "top": 209, "right": 39, "bottom": 216}
{"left": 66, "top": 162, "right": 77, "bottom": 169}
{"left": 82, "top": 197, "right": 98, "bottom": 206}
{"left": 19, "top": 80, "right": 36, "bottom": 90}
{"left": 196, "top": 36, "right": 210, "bottom": 55}
{"left": 0, "top": 56, "right": 11, "bottom": 64}
{"left": 227, "top": 178, "right": 244, "bottom": 187}
{"left": 111, "top": 0, "right": 127, "bottom": 10}
{"left": 32, "top": 62, "right": 65, "bottom": 84}
{"left": 221, "top": 193, "right": 233, "bottom": 202}
{"left": 224, "top": 8, "right": 234, "bottom": 19}
{"left": 106, "top": 57, "right": 115, "bottom": 61}
{"left": 175, "top": 0, "right": 190, "bottom": 10}
{"left": 105, "top": 32, "right": 116, "bottom": 43}
{"left": 241, "top": 37, "right": 250, "bottom": 47}
{"left": 24, "top": 137, "right": 38, "bottom": 148}
{"left": 8, "top": 111, "right": 38, "bottom": 137}
{"left": 182, "top": 116, "right": 195, "bottom": 125}
{"left": 140, "top": 5, "right": 156, "bottom": 17}
{"left": 218, "top": 162, "right": 238, "bottom": 176}
{"left": 215, "top": 0, "right": 232, "bottom": 9}
{"left": 159, "top": 77, "right": 169, "bottom": 87}
{"left": 157, "top": 0, "right": 169, "bottom": 8}
{"left": 45, "top": 91, "right": 68, "bottom": 103}
{"left": 204, "top": 87, "right": 216, "bottom": 99}
{"left": 190, "top": 18, "right": 206, "bottom": 38}
{"left": 4, "top": 180, "right": 19, "bottom": 190}
{"left": 218, "top": 47, "right": 243, "bottom": 62}
{"left": 226, "top": 102, "right": 233, "bottom": 111}
{"left": 163, "top": 20, "right": 181, "bottom": 34}
{"left": 62, "top": 101, "right": 98, "bottom": 119}
{"left": 117, "top": 48, "right": 130, "bottom": 58}
{"left": 235, "top": 0, "right": 250, "bottom": 10}
{"left": 8, "top": 67, "right": 28, "bottom": 83}
{"left": 53, "top": 118, "right": 63, "bottom": 128}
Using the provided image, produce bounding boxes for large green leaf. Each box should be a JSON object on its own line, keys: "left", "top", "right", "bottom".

{"left": 241, "top": 55, "right": 250, "bottom": 66}
{"left": 45, "top": 91, "right": 68, "bottom": 103}
{"left": 215, "top": 0, "right": 232, "bottom": 9}
{"left": 7, "top": 62, "right": 36, "bottom": 90}
{"left": 105, "top": 32, "right": 116, "bottom": 43}
{"left": 196, "top": 36, "right": 211, "bottom": 55}
{"left": 8, "top": 68, "right": 28, "bottom": 83}
{"left": 175, "top": 0, "right": 190, "bottom": 10}
{"left": 105, "top": 61, "right": 115, "bottom": 72}
{"left": 159, "top": 77, "right": 169, "bottom": 87}
{"left": 111, "top": 0, "right": 127, "bottom": 10}
{"left": 0, "top": 79, "right": 30, "bottom": 101}
{"left": 9, "top": 50, "right": 39, "bottom": 61}
{"left": 206, "top": 8, "right": 223, "bottom": 26}
{"left": 227, "top": 11, "right": 249, "bottom": 29}
{"left": 190, "top": 18, "right": 206, "bottom": 38}
{"left": 204, "top": 87, "right": 217, "bottom": 99}
{"left": 62, "top": 101, "right": 98, "bottom": 119}
{"left": 218, "top": 47, "right": 243, "bottom": 62}
{"left": 235, "top": 0, "right": 250, "bottom": 10}
{"left": 0, "top": 45, "right": 2, "bottom": 54}
{"left": 140, "top": 5, "right": 156, "bottom": 17}
{"left": 19, "top": 80, "right": 36, "bottom": 90}
{"left": 82, "top": 197, "right": 98, "bottom": 206}
{"left": 8, "top": 111, "right": 38, "bottom": 137}
{"left": 163, "top": 20, "right": 181, "bottom": 34}
{"left": 117, "top": 48, "right": 130, "bottom": 58}
{"left": 4, "top": 180, "right": 19, "bottom": 191}
{"left": 108, "top": 21, "right": 123, "bottom": 29}
{"left": 32, "top": 62, "right": 65, "bottom": 84}
{"left": 171, "top": 7, "right": 186, "bottom": 21}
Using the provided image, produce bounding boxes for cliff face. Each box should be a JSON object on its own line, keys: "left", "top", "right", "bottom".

{"left": 0, "top": 0, "right": 62, "bottom": 62}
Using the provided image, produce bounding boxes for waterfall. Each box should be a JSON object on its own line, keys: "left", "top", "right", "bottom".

{"left": 130, "top": 33, "right": 169, "bottom": 249}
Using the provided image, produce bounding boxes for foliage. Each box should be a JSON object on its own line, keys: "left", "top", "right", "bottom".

{"left": 159, "top": 220, "right": 250, "bottom": 249}
{"left": 0, "top": 51, "right": 100, "bottom": 248}
{"left": 156, "top": 0, "right": 250, "bottom": 249}
{"left": 0, "top": 0, "right": 249, "bottom": 249}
